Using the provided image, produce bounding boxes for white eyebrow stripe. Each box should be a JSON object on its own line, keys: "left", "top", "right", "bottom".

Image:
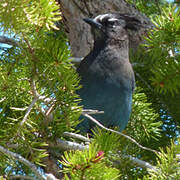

{"left": 108, "top": 18, "right": 118, "bottom": 22}
{"left": 94, "top": 14, "right": 111, "bottom": 21}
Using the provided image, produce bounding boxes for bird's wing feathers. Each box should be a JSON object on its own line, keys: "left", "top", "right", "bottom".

{"left": 76, "top": 13, "right": 138, "bottom": 132}
{"left": 79, "top": 52, "right": 135, "bottom": 92}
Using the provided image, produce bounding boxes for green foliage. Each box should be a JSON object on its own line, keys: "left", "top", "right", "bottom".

{"left": 0, "top": 0, "right": 81, "bottom": 175}
{"left": 130, "top": 4, "right": 180, "bottom": 128}
{"left": 143, "top": 5, "right": 180, "bottom": 95}
{"left": 0, "top": 0, "right": 60, "bottom": 34}
{"left": 92, "top": 128, "right": 121, "bottom": 153}
{"left": 142, "top": 139, "right": 180, "bottom": 180}
{"left": 127, "top": 89, "right": 162, "bottom": 142}
{"left": 0, "top": 0, "right": 179, "bottom": 179}
{"left": 61, "top": 143, "right": 120, "bottom": 180}
{"left": 62, "top": 88, "right": 162, "bottom": 179}
{"left": 127, "top": 0, "right": 167, "bottom": 16}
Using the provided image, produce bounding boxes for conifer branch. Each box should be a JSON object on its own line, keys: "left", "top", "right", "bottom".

{"left": 82, "top": 112, "right": 159, "bottom": 154}
{"left": 63, "top": 132, "right": 90, "bottom": 142}
{"left": 122, "top": 155, "right": 158, "bottom": 171}
{"left": 9, "top": 175, "right": 36, "bottom": 180}
{"left": 54, "top": 138, "right": 159, "bottom": 171}
{"left": 20, "top": 97, "right": 38, "bottom": 126}
{"left": 0, "top": 97, "right": 6, "bottom": 103}
{"left": 55, "top": 138, "right": 89, "bottom": 151}
{"left": 70, "top": 57, "right": 84, "bottom": 64}
{"left": 82, "top": 109, "right": 104, "bottom": 114}
{"left": 31, "top": 78, "right": 40, "bottom": 98}
{"left": 0, "top": 36, "right": 19, "bottom": 46}
{"left": 0, "top": 145, "right": 46, "bottom": 180}
{"left": 31, "top": 78, "right": 56, "bottom": 104}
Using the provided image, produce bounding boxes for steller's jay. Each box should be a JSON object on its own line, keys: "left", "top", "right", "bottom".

{"left": 77, "top": 13, "right": 142, "bottom": 133}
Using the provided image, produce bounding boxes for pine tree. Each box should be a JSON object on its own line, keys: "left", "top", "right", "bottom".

{"left": 0, "top": 0, "right": 179, "bottom": 179}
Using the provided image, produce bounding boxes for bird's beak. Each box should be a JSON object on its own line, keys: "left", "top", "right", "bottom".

{"left": 83, "top": 18, "right": 102, "bottom": 29}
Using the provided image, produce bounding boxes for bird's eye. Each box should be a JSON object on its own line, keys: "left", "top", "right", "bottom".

{"left": 108, "top": 21, "right": 116, "bottom": 26}
{"left": 107, "top": 18, "right": 118, "bottom": 27}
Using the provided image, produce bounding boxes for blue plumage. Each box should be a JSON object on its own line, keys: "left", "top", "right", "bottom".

{"left": 77, "top": 13, "right": 141, "bottom": 132}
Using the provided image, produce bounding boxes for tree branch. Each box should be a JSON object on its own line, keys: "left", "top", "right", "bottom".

{"left": 10, "top": 107, "right": 28, "bottom": 111}
{"left": 0, "top": 145, "right": 46, "bottom": 180}
{"left": 46, "top": 173, "right": 59, "bottom": 180}
{"left": 54, "top": 138, "right": 89, "bottom": 151}
{"left": 31, "top": 78, "right": 40, "bottom": 98}
{"left": 63, "top": 132, "right": 90, "bottom": 142}
{"left": 20, "top": 97, "right": 38, "bottom": 126}
{"left": 82, "top": 112, "right": 159, "bottom": 154}
{"left": 135, "top": 71, "right": 154, "bottom": 91}
{"left": 13, "top": 78, "right": 55, "bottom": 127}
{"left": 31, "top": 79, "right": 56, "bottom": 104}
{"left": 82, "top": 109, "right": 104, "bottom": 115}
{"left": 30, "top": 78, "right": 56, "bottom": 125}
{"left": 122, "top": 155, "right": 158, "bottom": 171}
{"left": 70, "top": 57, "right": 83, "bottom": 64}
{"left": 0, "top": 36, "right": 19, "bottom": 46}
{"left": 0, "top": 97, "right": 6, "bottom": 103}
{"left": 9, "top": 175, "right": 36, "bottom": 180}
{"left": 53, "top": 137, "right": 158, "bottom": 172}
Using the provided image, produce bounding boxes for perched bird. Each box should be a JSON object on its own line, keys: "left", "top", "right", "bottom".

{"left": 77, "top": 13, "right": 142, "bottom": 133}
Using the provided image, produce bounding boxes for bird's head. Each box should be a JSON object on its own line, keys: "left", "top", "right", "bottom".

{"left": 84, "top": 13, "right": 142, "bottom": 43}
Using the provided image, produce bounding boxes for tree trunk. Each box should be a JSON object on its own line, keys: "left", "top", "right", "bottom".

{"left": 58, "top": 0, "right": 180, "bottom": 124}
{"left": 58, "top": 0, "right": 152, "bottom": 57}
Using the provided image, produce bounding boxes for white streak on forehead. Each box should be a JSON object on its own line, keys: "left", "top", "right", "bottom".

{"left": 94, "top": 14, "right": 112, "bottom": 21}
{"left": 108, "top": 18, "right": 118, "bottom": 22}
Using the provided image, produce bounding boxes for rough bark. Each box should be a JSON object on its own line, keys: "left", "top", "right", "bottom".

{"left": 43, "top": 155, "right": 64, "bottom": 179}
{"left": 46, "top": 1, "right": 154, "bottom": 178}
{"left": 58, "top": 0, "right": 152, "bottom": 57}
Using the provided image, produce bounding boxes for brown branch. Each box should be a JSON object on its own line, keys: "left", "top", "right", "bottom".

{"left": 23, "top": 36, "right": 35, "bottom": 57}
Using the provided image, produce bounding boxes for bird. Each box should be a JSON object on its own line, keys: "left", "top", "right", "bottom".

{"left": 76, "top": 13, "right": 142, "bottom": 133}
